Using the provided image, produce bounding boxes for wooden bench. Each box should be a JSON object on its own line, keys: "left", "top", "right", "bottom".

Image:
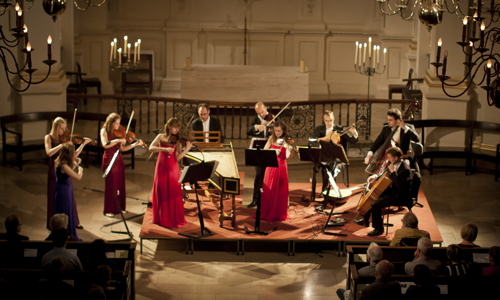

{"left": 346, "top": 245, "right": 490, "bottom": 300}
{"left": 1, "top": 112, "right": 136, "bottom": 170}
{"left": 0, "top": 240, "right": 136, "bottom": 299}
{"left": 408, "top": 119, "right": 500, "bottom": 180}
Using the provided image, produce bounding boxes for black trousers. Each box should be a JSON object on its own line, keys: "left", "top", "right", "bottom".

{"left": 363, "top": 189, "right": 400, "bottom": 230}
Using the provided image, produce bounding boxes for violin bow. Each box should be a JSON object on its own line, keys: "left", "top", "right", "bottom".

{"left": 267, "top": 102, "right": 291, "bottom": 125}
{"left": 124, "top": 110, "right": 135, "bottom": 135}
{"left": 70, "top": 108, "right": 77, "bottom": 138}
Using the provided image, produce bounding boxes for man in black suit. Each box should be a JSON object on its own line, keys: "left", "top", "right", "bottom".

{"left": 191, "top": 104, "right": 224, "bottom": 143}
{"left": 359, "top": 260, "right": 401, "bottom": 300}
{"left": 246, "top": 102, "right": 274, "bottom": 208}
{"left": 356, "top": 146, "right": 411, "bottom": 236}
{"left": 0, "top": 215, "right": 29, "bottom": 241}
{"left": 311, "top": 110, "right": 358, "bottom": 197}
{"left": 364, "top": 108, "right": 419, "bottom": 166}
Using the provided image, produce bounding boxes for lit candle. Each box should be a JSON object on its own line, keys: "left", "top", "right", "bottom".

{"left": 17, "top": 11, "right": 22, "bottom": 29}
{"left": 383, "top": 48, "right": 387, "bottom": 66}
{"left": 26, "top": 42, "right": 32, "bottom": 69}
{"left": 300, "top": 60, "right": 305, "bottom": 73}
{"left": 480, "top": 21, "right": 485, "bottom": 47}
{"left": 437, "top": 38, "right": 442, "bottom": 63}
{"left": 118, "top": 48, "right": 122, "bottom": 65}
{"left": 137, "top": 39, "right": 141, "bottom": 61}
{"left": 363, "top": 43, "right": 367, "bottom": 64}
{"left": 134, "top": 42, "right": 138, "bottom": 63}
{"left": 186, "top": 57, "right": 192, "bottom": 70}
{"left": 113, "top": 38, "right": 117, "bottom": 60}
{"left": 377, "top": 46, "right": 380, "bottom": 65}
{"left": 372, "top": 45, "right": 376, "bottom": 67}
{"left": 472, "top": 13, "right": 478, "bottom": 37}
{"left": 110, "top": 42, "right": 114, "bottom": 62}
{"left": 124, "top": 36, "right": 128, "bottom": 54}
{"left": 127, "top": 43, "right": 131, "bottom": 61}
{"left": 354, "top": 41, "right": 359, "bottom": 66}
{"left": 486, "top": 59, "right": 492, "bottom": 86}
{"left": 368, "top": 37, "right": 372, "bottom": 58}
{"left": 47, "top": 35, "right": 52, "bottom": 57}
{"left": 358, "top": 43, "right": 362, "bottom": 66}
{"left": 462, "top": 17, "right": 468, "bottom": 42}
{"left": 23, "top": 24, "right": 28, "bottom": 47}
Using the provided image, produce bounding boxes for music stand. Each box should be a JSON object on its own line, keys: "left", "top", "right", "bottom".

{"left": 244, "top": 148, "right": 278, "bottom": 235}
{"left": 319, "top": 140, "right": 348, "bottom": 236}
{"left": 178, "top": 160, "right": 218, "bottom": 239}
{"left": 297, "top": 145, "right": 321, "bottom": 202}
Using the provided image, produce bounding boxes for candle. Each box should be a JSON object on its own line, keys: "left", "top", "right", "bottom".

{"left": 26, "top": 42, "right": 32, "bottom": 69}
{"left": 17, "top": 11, "right": 22, "bottom": 29}
{"left": 186, "top": 57, "right": 192, "bottom": 70}
{"left": 134, "top": 42, "right": 138, "bottom": 63}
{"left": 124, "top": 36, "right": 128, "bottom": 54}
{"left": 113, "top": 38, "right": 117, "bottom": 60}
{"left": 300, "top": 60, "right": 305, "bottom": 73}
{"left": 127, "top": 43, "right": 131, "bottom": 61}
{"left": 373, "top": 45, "right": 376, "bottom": 67}
{"left": 437, "top": 38, "right": 442, "bottom": 63}
{"left": 110, "top": 42, "right": 114, "bottom": 62}
{"left": 118, "top": 48, "right": 122, "bottom": 65}
{"left": 480, "top": 21, "right": 485, "bottom": 46}
{"left": 137, "top": 39, "right": 141, "bottom": 61}
{"left": 23, "top": 24, "right": 28, "bottom": 48}
{"left": 363, "top": 43, "right": 367, "bottom": 64}
{"left": 472, "top": 13, "right": 478, "bottom": 37}
{"left": 383, "top": 48, "right": 387, "bottom": 66}
{"left": 358, "top": 43, "right": 362, "bottom": 66}
{"left": 354, "top": 41, "right": 359, "bottom": 66}
{"left": 442, "top": 51, "right": 448, "bottom": 75}
{"left": 47, "top": 35, "right": 52, "bottom": 57}
{"left": 462, "top": 17, "right": 468, "bottom": 42}
{"left": 486, "top": 59, "right": 492, "bottom": 86}
{"left": 368, "top": 37, "right": 372, "bottom": 58}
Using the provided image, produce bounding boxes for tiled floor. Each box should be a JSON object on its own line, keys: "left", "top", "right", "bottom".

{"left": 1, "top": 145, "right": 499, "bottom": 299}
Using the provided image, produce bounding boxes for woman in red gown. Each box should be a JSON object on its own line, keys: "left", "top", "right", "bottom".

{"left": 149, "top": 118, "right": 192, "bottom": 228}
{"left": 260, "top": 120, "right": 294, "bottom": 223}
{"left": 101, "top": 113, "right": 144, "bottom": 217}
{"left": 45, "top": 117, "right": 91, "bottom": 229}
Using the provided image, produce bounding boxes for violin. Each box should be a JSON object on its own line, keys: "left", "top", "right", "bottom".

{"left": 59, "top": 130, "right": 96, "bottom": 145}
{"left": 169, "top": 133, "right": 193, "bottom": 147}
{"left": 277, "top": 136, "right": 298, "bottom": 152}
{"left": 113, "top": 125, "right": 147, "bottom": 148}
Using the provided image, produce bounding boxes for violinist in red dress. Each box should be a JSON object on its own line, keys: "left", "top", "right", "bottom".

{"left": 149, "top": 118, "right": 192, "bottom": 228}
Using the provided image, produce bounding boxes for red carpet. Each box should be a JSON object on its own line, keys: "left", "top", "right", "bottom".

{"left": 139, "top": 182, "right": 442, "bottom": 246}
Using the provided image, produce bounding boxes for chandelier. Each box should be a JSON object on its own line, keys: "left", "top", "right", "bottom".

{"left": 377, "top": 0, "right": 471, "bottom": 31}
{"left": 0, "top": 1, "right": 56, "bottom": 92}
{"left": 432, "top": 0, "right": 500, "bottom": 108}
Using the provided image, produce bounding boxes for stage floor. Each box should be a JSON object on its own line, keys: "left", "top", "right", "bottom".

{"left": 139, "top": 182, "right": 443, "bottom": 254}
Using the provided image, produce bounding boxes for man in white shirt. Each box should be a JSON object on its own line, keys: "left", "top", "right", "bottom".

{"left": 191, "top": 104, "right": 224, "bottom": 143}
{"left": 41, "top": 228, "right": 83, "bottom": 271}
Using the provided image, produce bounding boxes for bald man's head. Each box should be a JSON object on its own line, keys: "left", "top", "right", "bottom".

{"left": 255, "top": 102, "right": 268, "bottom": 119}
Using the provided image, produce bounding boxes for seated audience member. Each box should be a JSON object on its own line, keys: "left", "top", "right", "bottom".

{"left": 336, "top": 243, "right": 383, "bottom": 300}
{"left": 41, "top": 228, "right": 83, "bottom": 271}
{"left": 359, "top": 260, "right": 401, "bottom": 300}
{"left": 390, "top": 212, "right": 430, "bottom": 246}
{"left": 46, "top": 213, "right": 78, "bottom": 242}
{"left": 93, "top": 265, "right": 125, "bottom": 300}
{"left": 458, "top": 223, "right": 480, "bottom": 248}
{"left": 483, "top": 246, "right": 500, "bottom": 276}
{"left": 444, "top": 244, "right": 472, "bottom": 276}
{"left": 0, "top": 215, "right": 29, "bottom": 241}
{"left": 86, "top": 286, "right": 106, "bottom": 300}
{"left": 84, "top": 239, "right": 117, "bottom": 272}
{"left": 405, "top": 264, "right": 440, "bottom": 300}
{"left": 405, "top": 237, "right": 442, "bottom": 275}
{"left": 37, "top": 258, "right": 76, "bottom": 300}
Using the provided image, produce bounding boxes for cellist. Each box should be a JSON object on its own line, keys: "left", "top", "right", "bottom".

{"left": 355, "top": 146, "right": 411, "bottom": 236}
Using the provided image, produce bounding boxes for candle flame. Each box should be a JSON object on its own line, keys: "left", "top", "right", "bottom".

{"left": 463, "top": 17, "right": 468, "bottom": 25}
{"left": 23, "top": 24, "right": 27, "bottom": 33}
{"left": 47, "top": 35, "right": 52, "bottom": 44}
{"left": 487, "top": 59, "right": 492, "bottom": 68}
{"left": 26, "top": 42, "right": 32, "bottom": 52}
{"left": 481, "top": 22, "right": 485, "bottom": 31}
{"left": 438, "top": 38, "right": 442, "bottom": 47}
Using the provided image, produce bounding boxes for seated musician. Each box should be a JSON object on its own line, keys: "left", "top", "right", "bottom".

{"left": 191, "top": 103, "right": 224, "bottom": 143}
{"left": 356, "top": 146, "right": 411, "bottom": 236}
{"left": 246, "top": 102, "right": 275, "bottom": 208}
{"left": 311, "top": 110, "right": 358, "bottom": 197}
{"left": 364, "top": 108, "right": 419, "bottom": 167}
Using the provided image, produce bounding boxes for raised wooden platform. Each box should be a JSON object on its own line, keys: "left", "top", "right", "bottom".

{"left": 139, "top": 183, "right": 442, "bottom": 255}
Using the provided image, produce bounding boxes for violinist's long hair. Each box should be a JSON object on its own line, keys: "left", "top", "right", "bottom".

{"left": 50, "top": 117, "right": 67, "bottom": 143}
{"left": 54, "top": 143, "right": 76, "bottom": 169}
{"left": 164, "top": 117, "right": 182, "bottom": 139}
{"left": 103, "top": 113, "right": 121, "bottom": 136}
{"left": 269, "top": 120, "right": 289, "bottom": 145}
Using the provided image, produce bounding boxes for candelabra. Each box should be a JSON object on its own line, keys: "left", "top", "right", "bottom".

{"left": 432, "top": 0, "right": 500, "bottom": 108}
{"left": 354, "top": 37, "right": 388, "bottom": 138}
{"left": 109, "top": 36, "right": 141, "bottom": 72}
{"left": 0, "top": 1, "right": 56, "bottom": 92}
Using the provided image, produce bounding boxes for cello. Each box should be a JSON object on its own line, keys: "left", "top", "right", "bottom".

{"left": 356, "top": 151, "right": 412, "bottom": 215}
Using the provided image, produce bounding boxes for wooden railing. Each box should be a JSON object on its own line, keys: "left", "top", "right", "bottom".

{"left": 67, "top": 94, "right": 414, "bottom": 141}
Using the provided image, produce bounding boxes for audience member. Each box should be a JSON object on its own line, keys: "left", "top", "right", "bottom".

{"left": 36, "top": 258, "right": 76, "bottom": 300}
{"left": 483, "top": 246, "right": 500, "bottom": 276}
{"left": 336, "top": 243, "right": 383, "bottom": 300}
{"left": 86, "top": 286, "right": 106, "bottom": 300}
{"left": 390, "top": 212, "right": 430, "bottom": 246}
{"left": 84, "top": 239, "right": 117, "bottom": 272}
{"left": 45, "top": 213, "right": 78, "bottom": 241}
{"left": 92, "top": 265, "right": 125, "bottom": 300}
{"left": 404, "top": 237, "right": 442, "bottom": 275}
{"left": 444, "top": 244, "right": 472, "bottom": 276}
{"left": 458, "top": 223, "right": 480, "bottom": 248}
{"left": 359, "top": 260, "right": 401, "bottom": 300}
{"left": 41, "top": 228, "right": 83, "bottom": 271}
{"left": 405, "top": 264, "right": 440, "bottom": 300}
{"left": 0, "top": 215, "right": 29, "bottom": 241}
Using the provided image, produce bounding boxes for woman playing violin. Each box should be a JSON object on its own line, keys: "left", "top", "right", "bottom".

{"left": 149, "top": 118, "right": 192, "bottom": 228}
{"left": 101, "top": 113, "right": 144, "bottom": 217}
{"left": 259, "top": 120, "right": 294, "bottom": 223}
{"left": 53, "top": 143, "right": 84, "bottom": 241}
{"left": 44, "top": 117, "right": 91, "bottom": 229}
